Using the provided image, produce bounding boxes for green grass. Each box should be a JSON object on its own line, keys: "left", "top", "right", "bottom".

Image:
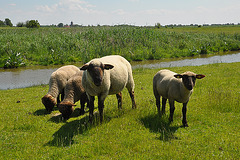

{"left": 1, "top": 26, "right": 240, "bottom": 67}
{"left": 0, "top": 62, "right": 239, "bottom": 159}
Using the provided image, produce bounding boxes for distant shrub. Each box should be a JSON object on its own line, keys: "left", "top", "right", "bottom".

{"left": 16, "top": 22, "right": 25, "bottom": 27}
{"left": 26, "top": 20, "right": 40, "bottom": 28}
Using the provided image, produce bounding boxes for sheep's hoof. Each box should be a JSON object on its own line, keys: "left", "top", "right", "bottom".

{"left": 182, "top": 123, "right": 189, "bottom": 127}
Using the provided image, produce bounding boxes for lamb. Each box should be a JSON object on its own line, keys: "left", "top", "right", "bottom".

{"left": 80, "top": 55, "right": 136, "bottom": 123}
{"left": 42, "top": 65, "right": 80, "bottom": 112}
{"left": 153, "top": 69, "right": 205, "bottom": 127}
{"left": 58, "top": 70, "right": 88, "bottom": 120}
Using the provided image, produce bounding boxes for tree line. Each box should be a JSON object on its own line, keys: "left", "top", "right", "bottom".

{"left": 1, "top": 18, "right": 240, "bottom": 28}
{"left": 0, "top": 18, "right": 40, "bottom": 28}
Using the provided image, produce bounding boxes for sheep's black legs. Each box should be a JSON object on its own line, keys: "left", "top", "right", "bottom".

{"left": 169, "top": 101, "right": 175, "bottom": 122}
{"left": 129, "top": 91, "right": 136, "bottom": 109}
{"left": 88, "top": 96, "right": 95, "bottom": 123}
{"left": 162, "top": 97, "right": 167, "bottom": 114}
{"left": 80, "top": 98, "right": 86, "bottom": 115}
{"left": 182, "top": 102, "right": 188, "bottom": 127}
{"left": 57, "top": 95, "right": 60, "bottom": 105}
{"left": 155, "top": 97, "right": 160, "bottom": 114}
{"left": 98, "top": 96, "right": 104, "bottom": 123}
{"left": 116, "top": 92, "right": 122, "bottom": 109}
{"left": 61, "top": 90, "right": 65, "bottom": 101}
{"left": 154, "top": 89, "right": 161, "bottom": 114}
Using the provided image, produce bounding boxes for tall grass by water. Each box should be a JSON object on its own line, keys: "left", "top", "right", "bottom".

{"left": 0, "top": 62, "right": 239, "bottom": 159}
{"left": 1, "top": 26, "right": 240, "bottom": 67}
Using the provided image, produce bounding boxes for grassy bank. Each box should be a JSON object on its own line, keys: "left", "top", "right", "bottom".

{"left": 0, "top": 62, "right": 239, "bottom": 159}
{"left": 1, "top": 26, "right": 240, "bottom": 68}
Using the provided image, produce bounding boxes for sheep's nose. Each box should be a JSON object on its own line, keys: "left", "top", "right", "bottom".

{"left": 187, "top": 85, "right": 193, "bottom": 90}
{"left": 94, "top": 77, "right": 102, "bottom": 86}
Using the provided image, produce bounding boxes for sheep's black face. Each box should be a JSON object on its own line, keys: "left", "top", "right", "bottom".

{"left": 42, "top": 95, "right": 56, "bottom": 112}
{"left": 80, "top": 60, "right": 114, "bottom": 87}
{"left": 58, "top": 104, "right": 74, "bottom": 120}
{"left": 175, "top": 72, "right": 205, "bottom": 91}
{"left": 182, "top": 75, "right": 196, "bottom": 90}
{"left": 88, "top": 63, "right": 104, "bottom": 87}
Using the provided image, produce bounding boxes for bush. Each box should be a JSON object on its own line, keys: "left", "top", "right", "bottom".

{"left": 4, "top": 51, "right": 25, "bottom": 68}
{"left": 26, "top": 20, "right": 40, "bottom": 28}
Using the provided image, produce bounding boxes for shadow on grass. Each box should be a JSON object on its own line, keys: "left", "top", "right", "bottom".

{"left": 141, "top": 114, "right": 180, "bottom": 141}
{"left": 45, "top": 116, "right": 90, "bottom": 147}
{"left": 46, "top": 111, "right": 115, "bottom": 147}
{"left": 33, "top": 107, "right": 59, "bottom": 116}
{"left": 48, "top": 108, "right": 90, "bottom": 123}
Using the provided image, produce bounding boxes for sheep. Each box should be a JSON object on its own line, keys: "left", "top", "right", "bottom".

{"left": 42, "top": 65, "right": 80, "bottom": 112}
{"left": 80, "top": 55, "right": 136, "bottom": 123}
{"left": 58, "top": 70, "right": 88, "bottom": 120}
{"left": 153, "top": 69, "right": 205, "bottom": 127}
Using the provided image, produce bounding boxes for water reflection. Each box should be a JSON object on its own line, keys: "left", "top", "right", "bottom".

{"left": 0, "top": 53, "right": 240, "bottom": 90}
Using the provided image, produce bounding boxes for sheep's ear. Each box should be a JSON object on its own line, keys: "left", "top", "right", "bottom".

{"left": 196, "top": 74, "right": 205, "bottom": 79}
{"left": 80, "top": 64, "right": 89, "bottom": 70}
{"left": 104, "top": 64, "right": 114, "bottom": 70}
{"left": 174, "top": 74, "right": 183, "bottom": 78}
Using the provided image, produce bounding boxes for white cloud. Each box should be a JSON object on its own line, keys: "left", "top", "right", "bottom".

{"left": 112, "top": 9, "right": 128, "bottom": 15}
{"left": 8, "top": 3, "right": 16, "bottom": 6}
{"left": 36, "top": 0, "right": 98, "bottom": 14}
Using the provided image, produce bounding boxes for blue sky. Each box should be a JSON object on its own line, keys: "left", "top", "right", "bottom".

{"left": 1, "top": 0, "right": 240, "bottom": 26}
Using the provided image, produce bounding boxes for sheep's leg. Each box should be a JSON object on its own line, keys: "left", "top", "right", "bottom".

{"left": 162, "top": 97, "right": 167, "bottom": 114}
{"left": 154, "top": 92, "right": 161, "bottom": 114}
{"left": 80, "top": 93, "right": 88, "bottom": 115}
{"left": 57, "top": 95, "right": 60, "bottom": 106}
{"left": 182, "top": 102, "right": 189, "bottom": 127}
{"left": 116, "top": 92, "right": 122, "bottom": 109}
{"left": 61, "top": 90, "right": 65, "bottom": 101}
{"left": 88, "top": 96, "right": 95, "bottom": 123}
{"left": 169, "top": 100, "right": 175, "bottom": 122}
{"left": 129, "top": 91, "right": 137, "bottom": 109}
{"left": 79, "top": 98, "right": 86, "bottom": 115}
{"left": 98, "top": 96, "right": 105, "bottom": 123}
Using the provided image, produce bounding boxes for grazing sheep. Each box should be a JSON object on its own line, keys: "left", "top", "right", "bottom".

{"left": 42, "top": 65, "right": 80, "bottom": 112}
{"left": 58, "top": 71, "right": 88, "bottom": 120}
{"left": 80, "top": 55, "right": 136, "bottom": 123}
{"left": 153, "top": 69, "right": 205, "bottom": 127}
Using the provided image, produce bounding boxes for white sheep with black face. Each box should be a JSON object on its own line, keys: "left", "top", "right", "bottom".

{"left": 153, "top": 69, "right": 205, "bottom": 127}
{"left": 80, "top": 55, "right": 136, "bottom": 123}
{"left": 42, "top": 65, "right": 80, "bottom": 112}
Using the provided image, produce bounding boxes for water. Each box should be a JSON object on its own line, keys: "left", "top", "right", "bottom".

{"left": 132, "top": 52, "right": 240, "bottom": 69}
{"left": 0, "top": 53, "right": 240, "bottom": 90}
{"left": 0, "top": 66, "right": 63, "bottom": 90}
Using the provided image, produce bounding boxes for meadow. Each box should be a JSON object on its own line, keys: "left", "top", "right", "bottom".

{"left": 1, "top": 25, "right": 240, "bottom": 68}
{"left": 0, "top": 62, "right": 239, "bottom": 159}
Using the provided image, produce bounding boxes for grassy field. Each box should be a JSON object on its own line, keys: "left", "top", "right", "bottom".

{"left": 1, "top": 25, "right": 240, "bottom": 68}
{"left": 0, "top": 62, "right": 239, "bottom": 159}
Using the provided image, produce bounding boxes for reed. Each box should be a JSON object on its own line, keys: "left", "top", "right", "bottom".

{"left": 1, "top": 26, "right": 240, "bottom": 67}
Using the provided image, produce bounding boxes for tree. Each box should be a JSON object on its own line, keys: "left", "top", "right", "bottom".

{"left": 4, "top": 18, "right": 13, "bottom": 27}
{"left": 26, "top": 20, "right": 40, "bottom": 28}
{"left": 0, "top": 20, "right": 5, "bottom": 26}
{"left": 155, "top": 23, "right": 161, "bottom": 29}
{"left": 57, "top": 23, "right": 64, "bottom": 27}
{"left": 16, "top": 22, "right": 25, "bottom": 27}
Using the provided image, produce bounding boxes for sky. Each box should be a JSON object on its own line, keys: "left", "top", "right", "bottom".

{"left": 1, "top": 0, "right": 240, "bottom": 26}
